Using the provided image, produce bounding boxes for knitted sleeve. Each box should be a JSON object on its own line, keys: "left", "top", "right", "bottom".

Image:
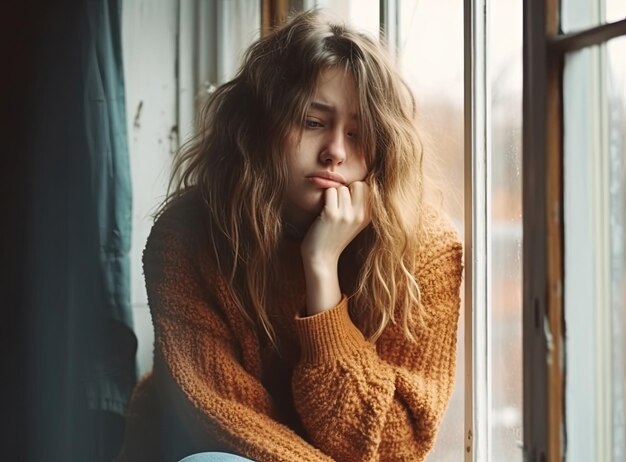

{"left": 143, "top": 215, "right": 334, "bottom": 462}
{"left": 291, "top": 217, "right": 463, "bottom": 462}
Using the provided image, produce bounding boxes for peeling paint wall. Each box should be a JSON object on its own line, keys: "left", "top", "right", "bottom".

{"left": 122, "top": 0, "right": 178, "bottom": 378}
{"left": 122, "top": 1, "right": 261, "bottom": 377}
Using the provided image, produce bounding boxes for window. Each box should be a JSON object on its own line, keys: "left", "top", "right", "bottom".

{"left": 524, "top": 0, "right": 626, "bottom": 459}
{"left": 562, "top": 20, "right": 626, "bottom": 462}
{"left": 466, "top": 0, "right": 524, "bottom": 459}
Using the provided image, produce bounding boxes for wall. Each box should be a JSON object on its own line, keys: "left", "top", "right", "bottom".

{"left": 122, "top": 0, "right": 260, "bottom": 378}
{"left": 122, "top": 0, "right": 178, "bottom": 378}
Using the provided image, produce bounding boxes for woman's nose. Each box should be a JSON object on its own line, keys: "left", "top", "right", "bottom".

{"left": 319, "top": 130, "right": 347, "bottom": 165}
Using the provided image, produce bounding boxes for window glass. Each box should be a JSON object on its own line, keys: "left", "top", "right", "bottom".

{"left": 489, "top": 0, "right": 523, "bottom": 460}
{"left": 607, "top": 35, "right": 626, "bottom": 461}
{"left": 314, "top": 0, "right": 380, "bottom": 37}
{"left": 563, "top": 35, "right": 626, "bottom": 460}
{"left": 606, "top": 0, "right": 626, "bottom": 24}
{"left": 398, "top": 0, "right": 465, "bottom": 460}
{"left": 562, "top": 0, "right": 626, "bottom": 33}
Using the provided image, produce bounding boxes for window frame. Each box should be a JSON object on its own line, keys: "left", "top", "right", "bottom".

{"left": 522, "top": 0, "right": 559, "bottom": 459}
{"left": 464, "top": 0, "right": 491, "bottom": 459}
{"left": 523, "top": 0, "right": 626, "bottom": 460}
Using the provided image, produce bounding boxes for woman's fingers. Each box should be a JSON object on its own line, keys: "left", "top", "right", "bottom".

{"left": 301, "top": 181, "right": 371, "bottom": 265}
{"left": 323, "top": 187, "right": 339, "bottom": 212}
{"left": 323, "top": 181, "right": 369, "bottom": 214}
{"left": 336, "top": 185, "right": 351, "bottom": 212}
{"left": 348, "top": 181, "right": 370, "bottom": 221}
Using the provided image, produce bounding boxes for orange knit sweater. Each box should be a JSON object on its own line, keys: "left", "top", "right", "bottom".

{"left": 115, "top": 192, "right": 463, "bottom": 462}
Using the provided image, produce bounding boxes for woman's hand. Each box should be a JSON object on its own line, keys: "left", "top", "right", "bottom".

{"left": 300, "top": 181, "right": 371, "bottom": 315}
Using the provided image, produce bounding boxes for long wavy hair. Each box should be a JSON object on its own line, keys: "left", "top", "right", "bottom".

{"left": 163, "top": 9, "right": 425, "bottom": 344}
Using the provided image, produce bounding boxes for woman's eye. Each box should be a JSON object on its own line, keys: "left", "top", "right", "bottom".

{"left": 305, "top": 119, "right": 323, "bottom": 129}
{"left": 347, "top": 131, "right": 359, "bottom": 140}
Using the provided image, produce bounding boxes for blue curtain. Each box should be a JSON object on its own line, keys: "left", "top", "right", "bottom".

{"left": 2, "top": 1, "right": 136, "bottom": 460}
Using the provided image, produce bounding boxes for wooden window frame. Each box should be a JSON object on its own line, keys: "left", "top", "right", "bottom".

{"left": 261, "top": 0, "right": 290, "bottom": 36}
{"left": 523, "top": 1, "right": 626, "bottom": 461}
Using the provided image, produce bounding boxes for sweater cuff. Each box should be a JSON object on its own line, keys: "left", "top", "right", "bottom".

{"left": 294, "top": 295, "right": 369, "bottom": 364}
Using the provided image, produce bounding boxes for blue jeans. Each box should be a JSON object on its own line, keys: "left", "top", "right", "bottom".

{"left": 178, "top": 452, "right": 255, "bottom": 462}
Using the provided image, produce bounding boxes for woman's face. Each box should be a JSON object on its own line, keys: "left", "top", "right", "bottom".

{"left": 282, "top": 67, "right": 368, "bottom": 230}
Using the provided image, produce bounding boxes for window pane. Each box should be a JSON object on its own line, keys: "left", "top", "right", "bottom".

{"left": 607, "top": 35, "right": 626, "bottom": 462}
{"left": 563, "top": 36, "right": 626, "bottom": 460}
{"left": 314, "top": 0, "right": 380, "bottom": 36}
{"left": 562, "top": 0, "right": 626, "bottom": 33}
{"left": 607, "top": 0, "right": 626, "bottom": 24}
{"left": 489, "top": 0, "right": 523, "bottom": 460}
{"left": 398, "top": 0, "right": 465, "bottom": 460}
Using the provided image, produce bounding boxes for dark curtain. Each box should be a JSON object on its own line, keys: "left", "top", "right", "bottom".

{"left": 1, "top": 1, "right": 137, "bottom": 460}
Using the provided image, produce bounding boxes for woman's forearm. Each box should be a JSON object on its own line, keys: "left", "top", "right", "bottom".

{"left": 302, "top": 259, "right": 342, "bottom": 316}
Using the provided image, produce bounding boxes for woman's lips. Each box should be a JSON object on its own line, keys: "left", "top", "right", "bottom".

{"left": 307, "top": 176, "right": 344, "bottom": 188}
{"left": 306, "top": 171, "right": 347, "bottom": 188}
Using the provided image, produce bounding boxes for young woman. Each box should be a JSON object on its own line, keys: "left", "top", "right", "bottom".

{"left": 115, "top": 9, "right": 462, "bottom": 462}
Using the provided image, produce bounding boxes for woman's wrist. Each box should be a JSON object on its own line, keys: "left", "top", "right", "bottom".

{"left": 301, "top": 250, "right": 338, "bottom": 273}
{"left": 302, "top": 259, "right": 342, "bottom": 316}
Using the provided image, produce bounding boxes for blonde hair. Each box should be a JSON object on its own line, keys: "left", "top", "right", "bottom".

{"left": 164, "top": 10, "right": 425, "bottom": 343}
